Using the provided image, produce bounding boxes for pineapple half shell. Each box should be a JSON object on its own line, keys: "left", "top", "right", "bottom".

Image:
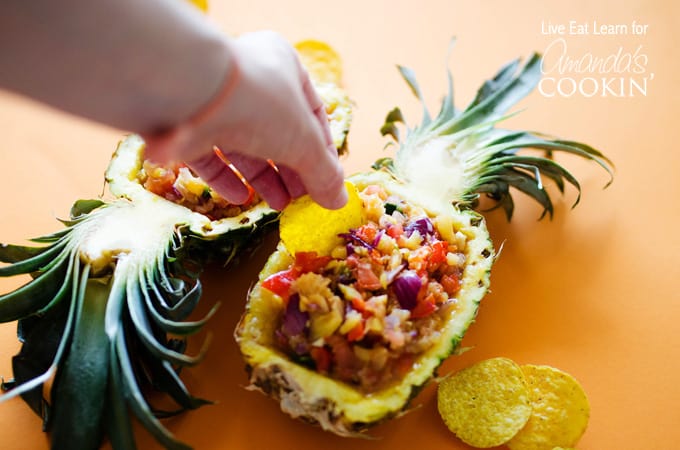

{"left": 235, "top": 50, "right": 613, "bottom": 436}
{"left": 0, "top": 98, "right": 352, "bottom": 449}
{"left": 106, "top": 135, "right": 279, "bottom": 266}
{"left": 237, "top": 170, "right": 494, "bottom": 435}
{"left": 0, "top": 38, "right": 353, "bottom": 449}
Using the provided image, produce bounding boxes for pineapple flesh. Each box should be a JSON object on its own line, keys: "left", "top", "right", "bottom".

{"left": 0, "top": 82, "right": 352, "bottom": 449}
{"left": 235, "top": 51, "right": 613, "bottom": 436}
{"left": 0, "top": 36, "right": 353, "bottom": 449}
{"left": 238, "top": 171, "right": 494, "bottom": 435}
{"left": 0, "top": 193, "right": 212, "bottom": 450}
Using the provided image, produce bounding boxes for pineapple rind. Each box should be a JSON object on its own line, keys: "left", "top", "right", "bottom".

{"left": 105, "top": 135, "right": 278, "bottom": 239}
{"left": 105, "top": 135, "right": 279, "bottom": 269}
{"left": 235, "top": 171, "right": 494, "bottom": 435}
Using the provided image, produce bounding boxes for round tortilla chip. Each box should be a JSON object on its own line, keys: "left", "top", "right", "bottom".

{"left": 279, "top": 181, "right": 364, "bottom": 257}
{"left": 507, "top": 365, "right": 590, "bottom": 450}
{"left": 437, "top": 357, "right": 532, "bottom": 448}
{"left": 295, "top": 39, "right": 343, "bottom": 85}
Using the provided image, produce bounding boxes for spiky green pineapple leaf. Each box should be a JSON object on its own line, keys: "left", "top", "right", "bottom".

{"left": 380, "top": 107, "right": 405, "bottom": 141}
{"left": 380, "top": 51, "right": 613, "bottom": 219}
{"left": 70, "top": 199, "right": 106, "bottom": 219}
{"left": 0, "top": 239, "right": 68, "bottom": 277}
{"left": 145, "top": 272, "right": 203, "bottom": 322}
{"left": 448, "top": 53, "right": 542, "bottom": 133}
{"left": 126, "top": 279, "right": 208, "bottom": 368}
{"left": 140, "top": 277, "right": 217, "bottom": 336}
{"left": 50, "top": 276, "right": 110, "bottom": 450}
{"left": 148, "top": 358, "right": 213, "bottom": 411}
{"left": 3, "top": 299, "right": 70, "bottom": 426}
{"left": 106, "top": 347, "right": 137, "bottom": 450}
{"left": 0, "top": 253, "right": 70, "bottom": 322}
{"left": 0, "top": 243, "right": 49, "bottom": 264}
{"left": 468, "top": 58, "right": 521, "bottom": 109}
{"left": 115, "top": 332, "right": 192, "bottom": 450}
{"left": 397, "top": 65, "right": 431, "bottom": 126}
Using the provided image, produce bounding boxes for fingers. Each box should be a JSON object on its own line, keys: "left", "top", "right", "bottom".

{"left": 289, "top": 142, "right": 347, "bottom": 210}
{"left": 187, "top": 150, "right": 300, "bottom": 211}
{"left": 295, "top": 64, "right": 347, "bottom": 209}
{"left": 162, "top": 32, "right": 347, "bottom": 212}
{"left": 277, "top": 164, "right": 306, "bottom": 199}
{"left": 300, "top": 69, "right": 334, "bottom": 153}
{"left": 224, "top": 152, "right": 291, "bottom": 211}
{"left": 185, "top": 151, "right": 250, "bottom": 204}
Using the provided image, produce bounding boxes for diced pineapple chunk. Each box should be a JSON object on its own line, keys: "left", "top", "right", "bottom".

{"left": 339, "top": 309, "right": 362, "bottom": 334}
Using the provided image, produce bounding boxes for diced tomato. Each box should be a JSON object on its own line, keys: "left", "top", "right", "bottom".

{"left": 428, "top": 241, "right": 448, "bottom": 269}
{"left": 441, "top": 273, "right": 461, "bottom": 296}
{"left": 363, "top": 184, "right": 385, "bottom": 197}
{"left": 356, "top": 224, "right": 378, "bottom": 245}
{"left": 346, "top": 254, "right": 360, "bottom": 268}
{"left": 368, "top": 248, "right": 383, "bottom": 264}
{"left": 310, "top": 346, "right": 331, "bottom": 373}
{"left": 386, "top": 223, "right": 404, "bottom": 239}
{"left": 326, "top": 335, "right": 357, "bottom": 380}
{"left": 142, "top": 165, "right": 176, "bottom": 197}
{"left": 411, "top": 293, "right": 437, "bottom": 319}
{"left": 261, "top": 269, "right": 297, "bottom": 301}
{"left": 355, "top": 262, "right": 382, "bottom": 290}
{"left": 347, "top": 321, "right": 365, "bottom": 342}
{"left": 350, "top": 296, "right": 367, "bottom": 313}
{"left": 294, "top": 251, "right": 331, "bottom": 274}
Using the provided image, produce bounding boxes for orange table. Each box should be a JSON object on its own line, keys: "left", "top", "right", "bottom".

{"left": 1, "top": 1, "right": 678, "bottom": 449}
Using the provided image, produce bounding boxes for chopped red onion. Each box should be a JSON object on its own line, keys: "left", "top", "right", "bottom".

{"left": 282, "top": 294, "right": 308, "bottom": 336}
{"left": 338, "top": 230, "right": 375, "bottom": 250}
{"left": 405, "top": 217, "right": 435, "bottom": 238}
{"left": 372, "top": 229, "right": 385, "bottom": 247}
{"left": 392, "top": 270, "right": 422, "bottom": 310}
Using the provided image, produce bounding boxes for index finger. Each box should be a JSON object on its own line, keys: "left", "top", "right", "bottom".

{"left": 301, "top": 72, "right": 334, "bottom": 153}
{"left": 290, "top": 137, "right": 347, "bottom": 210}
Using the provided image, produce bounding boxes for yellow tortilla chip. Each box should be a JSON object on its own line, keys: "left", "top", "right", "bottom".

{"left": 295, "top": 39, "right": 343, "bottom": 85}
{"left": 437, "top": 357, "right": 532, "bottom": 448}
{"left": 187, "top": 0, "right": 208, "bottom": 11}
{"left": 508, "top": 365, "right": 590, "bottom": 450}
{"left": 279, "top": 181, "right": 364, "bottom": 257}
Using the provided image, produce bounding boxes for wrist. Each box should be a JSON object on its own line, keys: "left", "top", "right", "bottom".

{"left": 188, "top": 38, "right": 241, "bottom": 128}
{"left": 141, "top": 37, "right": 240, "bottom": 163}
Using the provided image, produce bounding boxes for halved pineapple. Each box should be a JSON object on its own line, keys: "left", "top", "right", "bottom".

{"left": 106, "top": 135, "right": 280, "bottom": 267}
{"left": 235, "top": 50, "right": 613, "bottom": 436}
{"left": 0, "top": 40, "right": 353, "bottom": 449}
{"left": 0, "top": 194, "right": 215, "bottom": 450}
{"left": 237, "top": 172, "right": 494, "bottom": 435}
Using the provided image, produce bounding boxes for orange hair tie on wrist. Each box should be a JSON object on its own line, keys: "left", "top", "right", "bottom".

{"left": 186, "top": 53, "right": 241, "bottom": 127}
{"left": 142, "top": 51, "right": 241, "bottom": 161}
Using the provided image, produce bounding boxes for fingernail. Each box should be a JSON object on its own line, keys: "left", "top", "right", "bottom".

{"left": 327, "top": 186, "right": 349, "bottom": 210}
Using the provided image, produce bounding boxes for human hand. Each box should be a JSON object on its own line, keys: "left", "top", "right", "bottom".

{"left": 142, "top": 31, "right": 347, "bottom": 211}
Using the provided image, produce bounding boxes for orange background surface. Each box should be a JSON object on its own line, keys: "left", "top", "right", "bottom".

{"left": 0, "top": 0, "right": 678, "bottom": 449}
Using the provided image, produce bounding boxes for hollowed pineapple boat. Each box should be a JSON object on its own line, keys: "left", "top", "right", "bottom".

{"left": 0, "top": 140, "right": 268, "bottom": 450}
{"left": 0, "top": 54, "right": 352, "bottom": 449}
{"left": 236, "top": 52, "right": 613, "bottom": 436}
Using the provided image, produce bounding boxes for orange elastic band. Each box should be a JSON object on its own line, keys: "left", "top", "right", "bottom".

{"left": 143, "top": 44, "right": 241, "bottom": 158}
{"left": 186, "top": 46, "right": 241, "bottom": 127}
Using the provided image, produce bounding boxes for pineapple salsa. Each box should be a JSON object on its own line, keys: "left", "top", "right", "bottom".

{"left": 139, "top": 160, "right": 261, "bottom": 220}
{"left": 262, "top": 185, "right": 468, "bottom": 392}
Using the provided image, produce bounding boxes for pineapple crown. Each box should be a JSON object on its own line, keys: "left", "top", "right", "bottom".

{"left": 375, "top": 47, "right": 614, "bottom": 220}
{"left": 0, "top": 199, "right": 213, "bottom": 450}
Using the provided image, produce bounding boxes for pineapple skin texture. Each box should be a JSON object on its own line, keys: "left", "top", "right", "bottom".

{"left": 105, "top": 135, "right": 279, "bottom": 266}
{"left": 235, "top": 171, "right": 495, "bottom": 436}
